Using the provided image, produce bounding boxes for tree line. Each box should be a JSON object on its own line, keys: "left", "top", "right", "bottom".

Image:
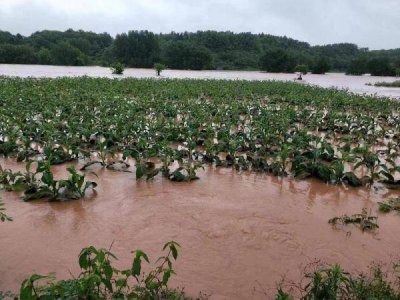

{"left": 0, "top": 29, "right": 399, "bottom": 76}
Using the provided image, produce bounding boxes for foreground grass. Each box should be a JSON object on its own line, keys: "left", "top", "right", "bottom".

{"left": 277, "top": 263, "right": 400, "bottom": 299}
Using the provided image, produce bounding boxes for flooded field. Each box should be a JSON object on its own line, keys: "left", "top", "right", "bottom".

{"left": 1, "top": 159, "right": 400, "bottom": 299}
{"left": 1, "top": 64, "right": 400, "bottom": 98}
{"left": 1, "top": 76, "right": 400, "bottom": 299}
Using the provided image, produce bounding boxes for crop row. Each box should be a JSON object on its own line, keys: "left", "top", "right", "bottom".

{"left": 1, "top": 77, "right": 400, "bottom": 194}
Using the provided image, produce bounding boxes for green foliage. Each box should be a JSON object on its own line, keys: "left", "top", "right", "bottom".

{"left": 154, "top": 63, "right": 167, "bottom": 76}
{"left": 368, "top": 57, "right": 396, "bottom": 76}
{"left": 259, "top": 48, "right": 296, "bottom": 73}
{"left": 0, "top": 77, "right": 400, "bottom": 187}
{"left": 0, "top": 161, "right": 97, "bottom": 201}
{"left": 110, "top": 62, "right": 125, "bottom": 75}
{"left": 311, "top": 57, "right": 331, "bottom": 74}
{"left": 0, "top": 44, "right": 36, "bottom": 64}
{"left": 0, "top": 199, "right": 12, "bottom": 222}
{"left": 0, "top": 29, "right": 399, "bottom": 73}
{"left": 50, "top": 41, "right": 89, "bottom": 66}
{"left": 346, "top": 57, "right": 368, "bottom": 75}
{"left": 18, "top": 241, "right": 183, "bottom": 300}
{"left": 295, "top": 64, "right": 308, "bottom": 74}
{"left": 164, "top": 41, "right": 213, "bottom": 70}
{"left": 113, "top": 30, "right": 160, "bottom": 68}
{"left": 278, "top": 263, "right": 400, "bottom": 299}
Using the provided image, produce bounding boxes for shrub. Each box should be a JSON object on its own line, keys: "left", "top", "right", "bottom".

{"left": 295, "top": 64, "right": 308, "bottom": 75}
{"left": 277, "top": 263, "right": 400, "bottom": 299}
{"left": 154, "top": 63, "right": 167, "bottom": 76}
{"left": 110, "top": 62, "right": 125, "bottom": 75}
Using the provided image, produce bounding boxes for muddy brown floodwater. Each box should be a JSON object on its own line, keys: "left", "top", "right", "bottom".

{"left": 1, "top": 158, "right": 400, "bottom": 299}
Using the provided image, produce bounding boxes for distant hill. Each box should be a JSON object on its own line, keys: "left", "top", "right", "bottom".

{"left": 0, "top": 29, "right": 399, "bottom": 75}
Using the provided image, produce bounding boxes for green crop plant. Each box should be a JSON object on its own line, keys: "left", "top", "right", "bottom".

{"left": 0, "top": 77, "right": 399, "bottom": 187}
{"left": 18, "top": 241, "right": 182, "bottom": 299}
{"left": 0, "top": 160, "right": 97, "bottom": 201}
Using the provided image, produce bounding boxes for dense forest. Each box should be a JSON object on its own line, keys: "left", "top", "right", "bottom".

{"left": 0, "top": 29, "right": 399, "bottom": 75}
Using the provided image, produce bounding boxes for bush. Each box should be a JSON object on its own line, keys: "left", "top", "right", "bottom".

{"left": 110, "top": 62, "right": 125, "bottom": 75}
{"left": 154, "top": 63, "right": 167, "bottom": 76}
{"left": 295, "top": 64, "right": 308, "bottom": 75}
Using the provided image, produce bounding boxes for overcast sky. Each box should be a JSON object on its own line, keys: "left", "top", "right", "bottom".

{"left": 0, "top": 0, "right": 399, "bottom": 50}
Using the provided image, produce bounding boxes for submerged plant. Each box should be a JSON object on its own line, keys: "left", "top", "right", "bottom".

{"left": 1, "top": 161, "right": 97, "bottom": 201}
{"left": 329, "top": 208, "right": 379, "bottom": 232}
{"left": 110, "top": 62, "right": 125, "bottom": 75}
{"left": 378, "top": 197, "right": 400, "bottom": 214}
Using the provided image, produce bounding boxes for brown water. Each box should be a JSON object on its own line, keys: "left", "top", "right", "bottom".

{"left": 1, "top": 158, "right": 400, "bottom": 299}
{"left": 1, "top": 64, "right": 400, "bottom": 98}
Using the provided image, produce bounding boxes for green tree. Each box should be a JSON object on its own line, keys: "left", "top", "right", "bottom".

{"left": 295, "top": 64, "right": 308, "bottom": 74}
{"left": 312, "top": 57, "right": 331, "bottom": 74}
{"left": 50, "top": 42, "right": 89, "bottom": 66}
{"left": 113, "top": 30, "right": 160, "bottom": 67}
{"left": 367, "top": 57, "right": 396, "bottom": 76}
{"left": 154, "top": 63, "right": 167, "bottom": 76}
{"left": 259, "top": 49, "right": 296, "bottom": 73}
{"left": 164, "top": 41, "right": 213, "bottom": 70}
{"left": 37, "top": 48, "right": 52, "bottom": 65}
{"left": 0, "top": 44, "right": 37, "bottom": 64}
{"left": 346, "top": 57, "right": 368, "bottom": 75}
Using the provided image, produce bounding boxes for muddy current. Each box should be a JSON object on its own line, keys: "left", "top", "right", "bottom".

{"left": 1, "top": 158, "right": 400, "bottom": 299}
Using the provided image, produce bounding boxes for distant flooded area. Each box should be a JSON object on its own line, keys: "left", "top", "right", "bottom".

{"left": 1, "top": 64, "right": 400, "bottom": 98}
